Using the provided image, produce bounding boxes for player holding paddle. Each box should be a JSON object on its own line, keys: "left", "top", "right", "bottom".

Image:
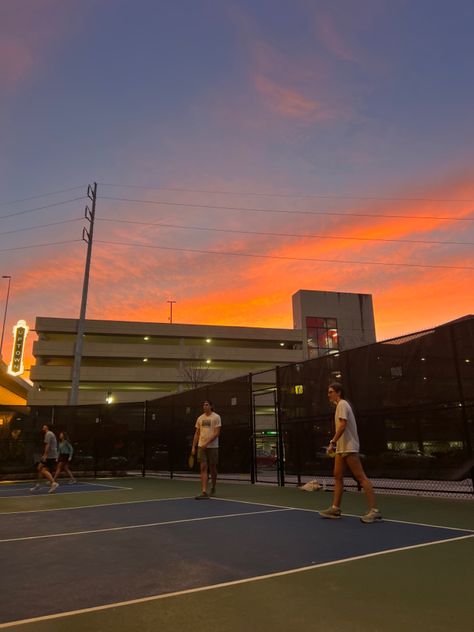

{"left": 320, "top": 383, "right": 382, "bottom": 523}
{"left": 191, "top": 400, "right": 221, "bottom": 499}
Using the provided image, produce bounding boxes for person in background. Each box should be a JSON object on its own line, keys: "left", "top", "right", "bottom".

{"left": 319, "top": 383, "right": 381, "bottom": 523}
{"left": 191, "top": 400, "right": 221, "bottom": 499}
{"left": 30, "top": 424, "right": 59, "bottom": 494}
{"left": 54, "top": 431, "right": 76, "bottom": 484}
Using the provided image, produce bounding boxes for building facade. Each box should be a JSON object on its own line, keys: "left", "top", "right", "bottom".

{"left": 29, "top": 290, "right": 376, "bottom": 405}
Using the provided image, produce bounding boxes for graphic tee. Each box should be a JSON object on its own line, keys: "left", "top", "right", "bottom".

{"left": 195, "top": 412, "right": 222, "bottom": 448}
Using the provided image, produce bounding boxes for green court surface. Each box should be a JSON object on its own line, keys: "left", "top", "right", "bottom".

{"left": 1, "top": 477, "right": 472, "bottom": 632}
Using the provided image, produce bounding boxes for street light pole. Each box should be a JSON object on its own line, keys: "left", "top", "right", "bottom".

{"left": 167, "top": 300, "right": 176, "bottom": 324}
{"left": 0, "top": 275, "right": 12, "bottom": 361}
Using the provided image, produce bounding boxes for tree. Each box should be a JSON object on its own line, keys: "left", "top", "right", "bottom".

{"left": 178, "top": 348, "right": 220, "bottom": 390}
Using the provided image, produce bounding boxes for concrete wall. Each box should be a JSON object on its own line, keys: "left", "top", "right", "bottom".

{"left": 292, "top": 289, "right": 376, "bottom": 359}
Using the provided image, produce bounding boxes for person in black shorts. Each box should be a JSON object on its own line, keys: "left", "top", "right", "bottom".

{"left": 30, "top": 425, "right": 59, "bottom": 493}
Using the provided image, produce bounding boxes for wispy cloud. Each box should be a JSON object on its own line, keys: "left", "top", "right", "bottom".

{"left": 252, "top": 74, "right": 335, "bottom": 122}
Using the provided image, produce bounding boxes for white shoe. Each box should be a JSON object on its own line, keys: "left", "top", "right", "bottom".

{"left": 48, "top": 482, "right": 59, "bottom": 494}
{"left": 68, "top": 479, "right": 77, "bottom": 485}
{"left": 30, "top": 484, "right": 41, "bottom": 492}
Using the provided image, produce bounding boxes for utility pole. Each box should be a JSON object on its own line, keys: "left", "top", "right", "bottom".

{"left": 167, "top": 300, "right": 176, "bottom": 324}
{"left": 0, "top": 275, "right": 12, "bottom": 361}
{"left": 69, "top": 183, "right": 97, "bottom": 405}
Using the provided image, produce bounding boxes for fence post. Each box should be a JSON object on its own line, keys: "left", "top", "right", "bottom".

{"left": 248, "top": 373, "right": 256, "bottom": 484}
{"left": 275, "top": 366, "right": 285, "bottom": 487}
{"left": 142, "top": 401, "right": 147, "bottom": 478}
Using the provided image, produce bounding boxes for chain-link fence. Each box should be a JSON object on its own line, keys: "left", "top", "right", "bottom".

{"left": 278, "top": 318, "right": 473, "bottom": 495}
{"left": 0, "top": 318, "right": 472, "bottom": 496}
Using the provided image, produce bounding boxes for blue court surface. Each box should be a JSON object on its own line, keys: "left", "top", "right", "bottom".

{"left": 0, "top": 481, "right": 132, "bottom": 498}
{"left": 0, "top": 496, "right": 472, "bottom": 626}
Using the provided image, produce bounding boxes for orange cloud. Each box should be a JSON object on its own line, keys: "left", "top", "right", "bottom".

{"left": 4, "top": 169, "right": 473, "bottom": 377}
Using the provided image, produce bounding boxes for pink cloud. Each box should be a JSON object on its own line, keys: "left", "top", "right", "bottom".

{"left": 0, "top": 38, "right": 34, "bottom": 86}
{"left": 252, "top": 74, "right": 335, "bottom": 122}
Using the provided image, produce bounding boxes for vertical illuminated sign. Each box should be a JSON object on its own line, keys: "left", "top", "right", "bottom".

{"left": 7, "top": 320, "right": 29, "bottom": 377}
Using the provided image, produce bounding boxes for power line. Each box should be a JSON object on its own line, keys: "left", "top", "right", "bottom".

{"left": 0, "top": 239, "right": 81, "bottom": 253}
{"left": 0, "top": 197, "right": 86, "bottom": 221}
{"left": 98, "top": 182, "right": 474, "bottom": 204}
{"left": 95, "top": 239, "right": 474, "bottom": 271}
{"left": 0, "top": 185, "right": 86, "bottom": 206}
{"left": 0, "top": 218, "right": 83, "bottom": 237}
{"left": 99, "top": 195, "right": 474, "bottom": 222}
{"left": 97, "top": 217, "right": 474, "bottom": 247}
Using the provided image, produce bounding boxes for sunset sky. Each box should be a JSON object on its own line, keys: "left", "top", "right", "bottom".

{"left": 0, "top": 0, "right": 473, "bottom": 372}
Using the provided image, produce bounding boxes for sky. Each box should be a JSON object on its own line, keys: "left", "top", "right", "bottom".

{"left": 0, "top": 0, "right": 473, "bottom": 372}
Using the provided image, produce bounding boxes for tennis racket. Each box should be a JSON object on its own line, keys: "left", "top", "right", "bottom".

{"left": 188, "top": 454, "right": 195, "bottom": 469}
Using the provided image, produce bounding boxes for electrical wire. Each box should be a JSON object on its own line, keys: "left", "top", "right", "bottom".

{"left": 97, "top": 217, "right": 474, "bottom": 246}
{"left": 95, "top": 239, "right": 474, "bottom": 270}
{"left": 0, "top": 197, "right": 86, "bottom": 220}
{"left": 0, "top": 239, "right": 81, "bottom": 253}
{"left": 0, "top": 186, "right": 86, "bottom": 206}
{"left": 98, "top": 182, "right": 474, "bottom": 204}
{"left": 0, "top": 218, "right": 83, "bottom": 237}
{"left": 98, "top": 195, "right": 474, "bottom": 222}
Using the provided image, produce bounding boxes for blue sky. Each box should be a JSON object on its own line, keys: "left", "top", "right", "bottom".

{"left": 0, "top": 0, "right": 473, "bottom": 367}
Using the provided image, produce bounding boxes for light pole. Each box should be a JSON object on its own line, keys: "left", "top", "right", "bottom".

{"left": 167, "top": 300, "right": 176, "bottom": 324}
{"left": 0, "top": 275, "right": 12, "bottom": 361}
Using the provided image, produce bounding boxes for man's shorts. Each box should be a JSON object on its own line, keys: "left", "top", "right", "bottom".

{"left": 38, "top": 458, "right": 57, "bottom": 472}
{"left": 197, "top": 447, "right": 219, "bottom": 465}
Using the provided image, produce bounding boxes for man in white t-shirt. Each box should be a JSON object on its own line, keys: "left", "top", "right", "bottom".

{"left": 319, "top": 383, "right": 381, "bottom": 524}
{"left": 191, "top": 400, "right": 221, "bottom": 499}
{"left": 30, "top": 425, "right": 59, "bottom": 493}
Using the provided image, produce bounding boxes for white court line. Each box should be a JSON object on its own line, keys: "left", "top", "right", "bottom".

{"left": 0, "top": 532, "right": 472, "bottom": 630}
{"left": 0, "top": 485, "right": 133, "bottom": 501}
{"left": 0, "top": 495, "right": 195, "bottom": 515}
{"left": 2, "top": 492, "right": 472, "bottom": 533}
{"left": 214, "top": 497, "right": 474, "bottom": 533}
{"left": 81, "top": 481, "right": 133, "bottom": 489}
{"left": 0, "top": 508, "right": 293, "bottom": 543}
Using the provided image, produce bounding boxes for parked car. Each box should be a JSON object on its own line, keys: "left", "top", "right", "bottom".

{"left": 394, "top": 449, "right": 435, "bottom": 459}
{"left": 256, "top": 449, "right": 277, "bottom": 468}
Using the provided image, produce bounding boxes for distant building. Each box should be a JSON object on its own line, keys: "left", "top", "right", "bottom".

{"left": 0, "top": 360, "right": 31, "bottom": 405}
{"left": 292, "top": 289, "right": 376, "bottom": 360}
{"left": 29, "top": 289, "right": 376, "bottom": 405}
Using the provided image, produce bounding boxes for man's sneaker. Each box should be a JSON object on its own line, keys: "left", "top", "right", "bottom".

{"left": 319, "top": 506, "right": 342, "bottom": 519}
{"left": 68, "top": 479, "right": 77, "bottom": 485}
{"left": 360, "top": 508, "right": 382, "bottom": 523}
{"left": 48, "top": 482, "right": 59, "bottom": 494}
{"left": 30, "top": 484, "right": 41, "bottom": 492}
{"left": 195, "top": 491, "right": 209, "bottom": 500}
{"left": 210, "top": 487, "right": 216, "bottom": 496}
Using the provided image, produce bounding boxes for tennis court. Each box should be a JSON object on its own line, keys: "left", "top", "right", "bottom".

{"left": 0, "top": 478, "right": 472, "bottom": 631}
